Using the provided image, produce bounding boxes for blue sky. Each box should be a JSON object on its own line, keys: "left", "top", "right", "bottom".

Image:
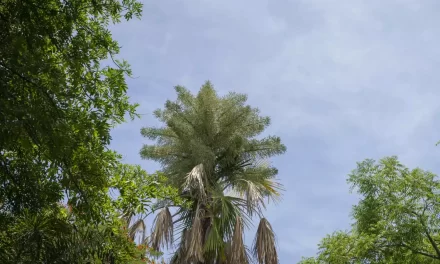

{"left": 109, "top": 0, "right": 440, "bottom": 262}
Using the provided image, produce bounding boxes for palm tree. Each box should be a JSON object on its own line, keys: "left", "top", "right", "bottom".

{"left": 140, "top": 82, "right": 286, "bottom": 264}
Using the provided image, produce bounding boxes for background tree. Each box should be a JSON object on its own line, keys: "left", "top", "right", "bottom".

{"left": 299, "top": 157, "right": 440, "bottom": 264}
{"left": 0, "top": 0, "right": 179, "bottom": 263}
{"left": 140, "top": 82, "right": 286, "bottom": 264}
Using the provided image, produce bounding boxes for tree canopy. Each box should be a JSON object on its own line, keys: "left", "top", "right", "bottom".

{"left": 140, "top": 82, "right": 286, "bottom": 264}
{"left": 1, "top": 0, "right": 141, "bottom": 219}
{"left": 299, "top": 157, "right": 440, "bottom": 264}
{"left": 1, "top": 0, "right": 180, "bottom": 263}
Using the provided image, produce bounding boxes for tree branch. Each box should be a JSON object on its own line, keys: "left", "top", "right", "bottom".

{"left": 384, "top": 243, "right": 439, "bottom": 260}
{"left": 411, "top": 202, "right": 440, "bottom": 258}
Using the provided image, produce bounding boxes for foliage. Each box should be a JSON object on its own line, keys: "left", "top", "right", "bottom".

{"left": 1, "top": 0, "right": 141, "bottom": 220}
{"left": 2, "top": 206, "right": 137, "bottom": 263}
{"left": 0, "top": 163, "right": 181, "bottom": 263}
{"left": 140, "top": 82, "right": 286, "bottom": 263}
{"left": 0, "top": 0, "right": 180, "bottom": 263}
{"left": 299, "top": 156, "right": 440, "bottom": 264}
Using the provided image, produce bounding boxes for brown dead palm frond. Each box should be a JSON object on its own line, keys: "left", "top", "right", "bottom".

{"left": 186, "top": 204, "right": 205, "bottom": 262}
{"left": 182, "top": 164, "right": 206, "bottom": 201}
{"left": 229, "top": 217, "right": 249, "bottom": 264}
{"left": 183, "top": 163, "right": 207, "bottom": 201}
{"left": 253, "top": 218, "right": 279, "bottom": 264}
{"left": 129, "top": 219, "right": 146, "bottom": 242}
{"left": 151, "top": 207, "right": 174, "bottom": 250}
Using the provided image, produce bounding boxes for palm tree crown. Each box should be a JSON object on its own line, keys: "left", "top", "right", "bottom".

{"left": 140, "top": 82, "right": 286, "bottom": 264}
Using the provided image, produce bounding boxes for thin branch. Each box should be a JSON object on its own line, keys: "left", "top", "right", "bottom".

{"left": 410, "top": 203, "right": 440, "bottom": 258}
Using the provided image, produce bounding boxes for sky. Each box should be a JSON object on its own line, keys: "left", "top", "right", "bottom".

{"left": 109, "top": 0, "right": 440, "bottom": 262}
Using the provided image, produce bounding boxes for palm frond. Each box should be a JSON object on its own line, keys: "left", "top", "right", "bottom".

{"left": 172, "top": 208, "right": 193, "bottom": 241}
{"left": 129, "top": 219, "right": 146, "bottom": 243}
{"left": 183, "top": 163, "right": 207, "bottom": 201}
{"left": 253, "top": 218, "right": 279, "bottom": 264}
{"left": 204, "top": 222, "right": 223, "bottom": 260}
{"left": 262, "top": 178, "right": 284, "bottom": 204}
{"left": 169, "top": 228, "right": 188, "bottom": 264}
{"left": 186, "top": 204, "right": 205, "bottom": 262}
{"left": 229, "top": 217, "right": 249, "bottom": 264}
{"left": 244, "top": 180, "right": 266, "bottom": 216}
{"left": 232, "top": 165, "right": 284, "bottom": 216}
{"left": 254, "top": 158, "right": 271, "bottom": 168}
{"left": 151, "top": 207, "right": 174, "bottom": 250}
{"left": 212, "top": 193, "right": 253, "bottom": 236}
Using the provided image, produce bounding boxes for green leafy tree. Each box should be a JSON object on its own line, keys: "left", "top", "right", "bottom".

{"left": 299, "top": 157, "right": 440, "bottom": 264}
{"left": 1, "top": 0, "right": 141, "bottom": 219}
{"left": 1, "top": 0, "right": 181, "bottom": 263}
{"left": 140, "top": 82, "right": 287, "bottom": 264}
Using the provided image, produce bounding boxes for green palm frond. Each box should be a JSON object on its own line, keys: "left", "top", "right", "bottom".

{"left": 204, "top": 221, "right": 224, "bottom": 259}
{"left": 212, "top": 192, "right": 253, "bottom": 227}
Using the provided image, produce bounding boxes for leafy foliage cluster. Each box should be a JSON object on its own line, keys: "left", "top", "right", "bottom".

{"left": 299, "top": 157, "right": 440, "bottom": 264}
{"left": 0, "top": 0, "right": 180, "bottom": 263}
